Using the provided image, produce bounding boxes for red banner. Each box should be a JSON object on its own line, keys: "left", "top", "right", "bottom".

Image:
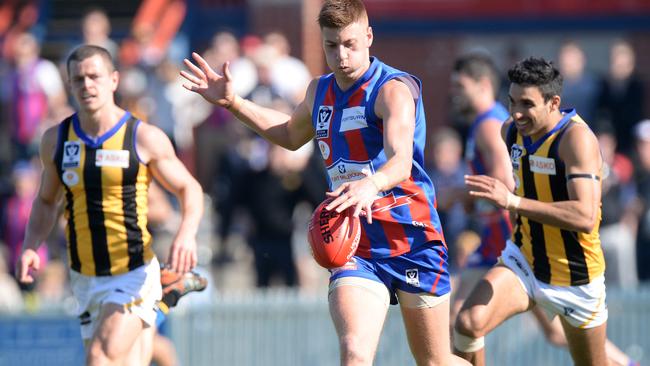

{"left": 365, "top": 0, "right": 650, "bottom": 19}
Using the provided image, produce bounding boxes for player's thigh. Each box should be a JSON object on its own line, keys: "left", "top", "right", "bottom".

{"left": 91, "top": 302, "right": 147, "bottom": 359}
{"left": 399, "top": 292, "right": 452, "bottom": 361}
{"left": 560, "top": 317, "right": 608, "bottom": 366}
{"left": 329, "top": 276, "right": 390, "bottom": 346}
{"left": 123, "top": 325, "right": 155, "bottom": 366}
{"left": 451, "top": 268, "right": 488, "bottom": 321}
{"left": 456, "top": 265, "right": 532, "bottom": 334}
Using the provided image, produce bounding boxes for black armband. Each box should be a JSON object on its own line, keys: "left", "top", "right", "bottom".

{"left": 566, "top": 173, "right": 600, "bottom": 181}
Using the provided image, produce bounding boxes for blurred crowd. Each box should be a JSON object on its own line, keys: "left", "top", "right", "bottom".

{"left": 0, "top": 3, "right": 648, "bottom": 316}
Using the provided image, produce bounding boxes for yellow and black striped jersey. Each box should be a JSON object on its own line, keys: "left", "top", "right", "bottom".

{"left": 54, "top": 112, "right": 154, "bottom": 276}
{"left": 505, "top": 109, "right": 605, "bottom": 286}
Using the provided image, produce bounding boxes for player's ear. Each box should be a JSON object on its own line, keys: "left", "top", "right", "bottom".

{"left": 367, "top": 26, "right": 373, "bottom": 48}
{"left": 549, "top": 94, "right": 561, "bottom": 112}
{"left": 111, "top": 70, "right": 120, "bottom": 93}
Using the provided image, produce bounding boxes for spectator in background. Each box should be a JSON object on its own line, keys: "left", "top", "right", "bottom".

{"left": 146, "top": 57, "right": 212, "bottom": 151}
{"left": 190, "top": 32, "right": 258, "bottom": 191}
{"left": 595, "top": 122, "right": 639, "bottom": 288}
{"left": 0, "top": 1, "right": 40, "bottom": 61}
{"left": 206, "top": 32, "right": 257, "bottom": 99}
{"left": 0, "top": 247, "right": 23, "bottom": 313}
{"left": 216, "top": 100, "right": 327, "bottom": 287}
{"left": 246, "top": 44, "right": 284, "bottom": 107}
{"left": 263, "top": 31, "right": 311, "bottom": 105}
{"left": 119, "top": 0, "right": 187, "bottom": 67}
{"left": 2, "top": 32, "right": 69, "bottom": 161}
{"left": 1, "top": 161, "right": 48, "bottom": 285}
{"left": 557, "top": 41, "right": 600, "bottom": 124}
{"left": 426, "top": 127, "right": 470, "bottom": 271}
{"left": 633, "top": 119, "right": 650, "bottom": 282}
{"left": 80, "top": 8, "right": 118, "bottom": 59}
{"left": 597, "top": 40, "right": 645, "bottom": 157}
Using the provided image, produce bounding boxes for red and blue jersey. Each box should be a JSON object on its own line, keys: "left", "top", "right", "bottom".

{"left": 464, "top": 102, "right": 513, "bottom": 267}
{"left": 312, "top": 57, "right": 445, "bottom": 259}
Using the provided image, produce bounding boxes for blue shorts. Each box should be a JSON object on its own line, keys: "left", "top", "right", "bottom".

{"left": 329, "top": 243, "right": 450, "bottom": 305}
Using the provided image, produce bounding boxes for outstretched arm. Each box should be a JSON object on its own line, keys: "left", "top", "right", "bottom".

{"left": 137, "top": 123, "right": 204, "bottom": 273}
{"left": 181, "top": 52, "right": 315, "bottom": 150}
{"left": 475, "top": 119, "right": 514, "bottom": 191}
{"left": 17, "top": 127, "right": 62, "bottom": 283}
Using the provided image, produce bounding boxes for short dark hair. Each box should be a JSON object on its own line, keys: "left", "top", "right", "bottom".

{"left": 66, "top": 45, "right": 114, "bottom": 74}
{"left": 454, "top": 53, "right": 500, "bottom": 97}
{"left": 507, "top": 57, "right": 563, "bottom": 102}
{"left": 318, "top": 0, "right": 368, "bottom": 29}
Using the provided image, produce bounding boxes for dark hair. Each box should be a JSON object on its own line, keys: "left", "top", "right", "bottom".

{"left": 507, "top": 57, "right": 563, "bottom": 102}
{"left": 454, "top": 53, "right": 500, "bottom": 97}
{"left": 318, "top": 0, "right": 368, "bottom": 29}
{"left": 66, "top": 45, "right": 114, "bottom": 74}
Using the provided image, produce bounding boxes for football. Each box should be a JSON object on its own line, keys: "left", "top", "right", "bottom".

{"left": 308, "top": 199, "right": 361, "bottom": 269}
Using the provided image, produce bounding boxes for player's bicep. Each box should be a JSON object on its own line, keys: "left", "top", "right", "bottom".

{"left": 38, "top": 128, "right": 63, "bottom": 204}
{"left": 286, "top": 98, "right": 316, "bottom": 150}
{"left": 560, "top": 125, "right": 602, "bottom": 203}
{"left": 477, "top": 120, "right": 513, "bottom": 190}
{"left": 150, "top": 153, "right": 196, "bottom": 195}
{"left": 283, "top": 78, "right": 317, "bottom": 150}
{"left": 376, "top": 80, "right": 416, "bottom": 158}
{"left": 137, "top": 123, "right": 197, "bottom": 194}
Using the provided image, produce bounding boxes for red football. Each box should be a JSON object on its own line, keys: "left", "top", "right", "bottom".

{"left": 308, "top": 199, "right": 361, "bottom": 269}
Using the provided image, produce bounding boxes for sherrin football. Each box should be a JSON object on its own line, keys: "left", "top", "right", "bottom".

{"left": 308, "top": 199, "right": 361, "bottom": 269}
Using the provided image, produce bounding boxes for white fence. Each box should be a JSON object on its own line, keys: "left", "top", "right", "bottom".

{"left": 0, "top": 286, "right": 648, "bottom": 366}
{"left": 169, "top": 286, "right": 649, "bottom": 366}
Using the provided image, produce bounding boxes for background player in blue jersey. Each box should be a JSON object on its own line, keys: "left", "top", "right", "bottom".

{"left": 448, "top": 53, "right": 514, "bottom": 323}
{"left": 182, "top": 1, "right": 469, "bottom": 365}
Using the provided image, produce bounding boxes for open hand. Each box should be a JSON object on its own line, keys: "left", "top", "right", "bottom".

{"left": 16, "top": 249, "right": 40, "bottom": 284}
{"left": 181, "top": 52, "right": 237, "bottom": 108}
{"left": 167, "top": 234, "right": 198, "bottom": 274}
{"left": 464, "top": 174, "right": 510, "bottom": 209}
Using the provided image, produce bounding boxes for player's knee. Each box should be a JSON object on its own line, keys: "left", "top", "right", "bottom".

{"left": 455, "top": 307, "right": 488, "bottom": 338}
{"left": 87, "top": 337, "right": 124, "bottom": 364}
{"left": 339, "top": 335, "right": 374, "bottom": 365}
{"left": 546, "top": 331, "right": 568, "bottom": 347}
{"left": 452, "top": 327, "right": 485, "bottom": 354}
{"left": 86, "top": 340, "right": 112, "bottom": 365}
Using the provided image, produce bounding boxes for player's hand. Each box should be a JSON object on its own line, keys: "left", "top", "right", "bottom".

{"left": 167, "top": 233, "right": 198, "bottom": 274}
{"left": 325, "top": 178, "right": 379, "bottom": 224}
{"left": 16, "top": 248, "right": 40, "bottom": 284}
{"left": 464, "top": 174, "right": 510, "bottom": 209}
{"left": 181, "top": 52, "right": 236, "bottom": 109}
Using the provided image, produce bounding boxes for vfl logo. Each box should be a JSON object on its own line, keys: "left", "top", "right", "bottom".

{"left": 316, "top": 106, "right": 333, "bottom": 139}
{"left": 405, "top": 269, "right": 420, "bottom": 287}
{"left": 62, "top": 141, "right": 82, "bottom": 169}
{"left": 338, "top": 165, "right": 346, "bottom": 174}
{"left": 66, "top": 144, "right": 79, "bottom": 157}
{"left": 564, "top": 307, "right": 575, "bottom": 316}
{"left": 511, "top": 144, "right": 524, "bottom": 170}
